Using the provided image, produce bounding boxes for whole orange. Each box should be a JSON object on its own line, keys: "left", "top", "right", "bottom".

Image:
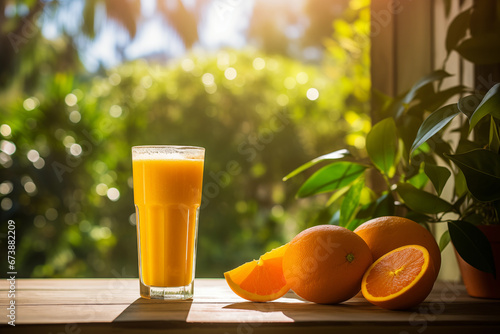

{"left": 282, "top": 225, "right": 373, "bottom": 304}
{"left": 354, "top": 216, "right": 441, "bottom": 276}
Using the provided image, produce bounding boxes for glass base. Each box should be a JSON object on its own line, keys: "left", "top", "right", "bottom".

{"left": 140, "top": 280, "right": 194, "bottom": 300}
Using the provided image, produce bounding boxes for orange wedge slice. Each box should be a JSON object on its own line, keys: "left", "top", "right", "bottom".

{"left": 224, "top": 244, "right": 290, "bottom": 302}
{"left": 361, "top": 244, "right": 436, "bottom": 310}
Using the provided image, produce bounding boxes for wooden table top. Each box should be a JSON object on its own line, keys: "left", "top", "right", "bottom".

{"left": 1, "top": 279, "right": 499, "bottom": 333}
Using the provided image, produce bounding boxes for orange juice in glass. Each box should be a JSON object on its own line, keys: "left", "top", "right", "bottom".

{"left": 132, "top": 146, "right": 205, "bottom": 299}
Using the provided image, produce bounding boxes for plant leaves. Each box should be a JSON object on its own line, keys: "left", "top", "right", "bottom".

{"left": 329, "top": 210, "right": 340, "bottom": 225}
{"left": 489, "top": 116, "right": 500, "bottom": 153}
{"left": 296, "top": 162, "right": 366, "bottom": 198}
{"left": 396, "top": 70, "right": 452, "bottom": 118}
{"left": 446, "top": 8, "right": 472, "bottom": 53}
{"left": 458, "top": 95, "right": 480, "bottom": 119}
{"left": 345, "top": 218, "right": 365, "bottom": 232}
{"left": 410, "top": 104, "right": 460, "bottom": 156}
{"left": 396, "top": 182, "right": 453, "bottom": 214}
{"left": 448, "top": 220, "right": 496, "bottom": 276}
{"left": 326, "top": 186, "right": 350, "bottom": 206}
{"left": 456, "top": 34, "right": 500, "bottom": 65}
{"left": 424, "top": 163, "right": 451, "bottom": 196}
{"left": 445, "top": 149, "right": 500, "bottom": 202}
{"left": 469, "top": 83, "right": 500, "bottom": 130}
{"left": 372, "top": 192, "right": 395, "bottom": 217}
{"left": 339, "top": 178, "right": 364, "bottom": 228}
{"left": 408, "top": 168, "right": 429, "bottom": 189}
{"left": 283, "top": 149, "right": 351, "bottom": 181}
{"left": 366, "top": 117, "right": 398, "bottom": 177}
{"left": 408, "top": 85, "right": 467, "bottom": 118}
{"left": 439, "top": 230, "right": 451, "bottom": 252}
{"left": 454, "top": 169, "right": 467, "bottom": 197}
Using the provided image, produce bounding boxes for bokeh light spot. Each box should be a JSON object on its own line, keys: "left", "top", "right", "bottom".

{"left": 107, "top": 187, "right": 120, "bottom": 201}
{"left": 96, "top": 183, "right": 108, "bottom": 196}
{"left": 27, "top": 149, "right": 40, "bottom": 162}
{"left": 33, "top": 158, "right": 45, "bottom": 169}
{"left": 202, "top": 73, "right": 215, "bottom": 86}
{"left": 65, "top": 93, "right": 78, "bottom": 106}
{"left": 45, "top": 208, "right": 58, "bottom": 221}
{"left": 1, "top": 198, "right": 13, "bottom": 211}
{"left": 109, "top": 105, "right": 122, "bottom": 118}
{"left": 1, "top": 140, "right": 16, "bottom": 155}
{"left": 224, "top": 67, "right": 237, "bottom": 80}
{"left": 24, "top": 181, "right": 37, "bottom": 194}
{"left": 0, "top": 181, "right": 13, "bottom": 195}
{"left": 306, "top": 88, "right": 319, "bottom": 101}
{"left": 69, "top": 110, "right": 81, "bottom": 123}
{"left": 0, "top": 124, "right": 12, "bottom": 136}
{"left": 253, "top": 57, "right": 265, "bottom": 70}
{"left": 181, "top": 58, "right": 195, "bottom": 72}
{"left": 63, "top": 135, "right": 75, "bottom": 147}
{"left": 70, "top": 143, "right": 82, "bottom": 156}
{"left": 296, "top": 72, "right": 309, "bottom": 84}
{"left": 23, "top": 97, "right": 37, "bottom": 111}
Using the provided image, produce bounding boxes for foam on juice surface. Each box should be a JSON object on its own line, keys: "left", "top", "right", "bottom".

{"left": 132, "top": 147, "right": 204, "bottom": 160}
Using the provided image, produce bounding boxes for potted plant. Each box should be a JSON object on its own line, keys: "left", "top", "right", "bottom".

{"left": 410, "top": 84, "right": 500, "bottom": 298}
{"left": 283, "top": 2, "right": 500, "bottom": 298}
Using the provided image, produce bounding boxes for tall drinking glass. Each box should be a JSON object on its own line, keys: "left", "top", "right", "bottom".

{"left": 132, "top": 146, "right": 205, "bottom": 299}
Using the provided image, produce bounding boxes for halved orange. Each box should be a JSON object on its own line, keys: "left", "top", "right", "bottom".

{"left": 224, "top": 244, "right": 290, "bottom": 302}
{"left": 361, "top": 244, "right": 436, "bottom": 310}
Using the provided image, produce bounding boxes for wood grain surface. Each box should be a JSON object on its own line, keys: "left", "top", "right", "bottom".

{"left": 1, "top": 279, "right": 499, "bottom": 333}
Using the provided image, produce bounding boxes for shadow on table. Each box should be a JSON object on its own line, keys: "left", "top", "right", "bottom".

{"left": 113, "top": 297, "right": 193, "bottom": 327}
{"left": 223, "top": 295, "right": 372, "bottom": 322}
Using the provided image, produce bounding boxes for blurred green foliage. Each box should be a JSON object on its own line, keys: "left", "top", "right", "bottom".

{"left": 0, "top": 1, "right": 370, "bottom": 278}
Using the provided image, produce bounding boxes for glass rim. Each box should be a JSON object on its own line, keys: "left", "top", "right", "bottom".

{"left": 132, "top": 145, "right": 205, "bottom": 160}
{"left": 132, "top": 145, "right": 205, "bottom": 151}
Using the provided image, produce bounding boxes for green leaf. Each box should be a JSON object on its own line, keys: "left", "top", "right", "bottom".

{"left": 326, "top": 186, "right": 350, "bottom": 206}
{"left": 296, "top": 162, "right": 366, "bottom": 198}
{"left": 345, "top": 218, "right": 365, "bottom": 232}
{"left": 439, "top": 230, "right": 451, "bottom": 252}
{"left": 456, "top": 138, "right": 482, "bottom": 154}
{"left": 366, "top": 117, "right": 398, "bottom": 177}
{"left": 489, "top": 116, "right": 500, "bottom": 153}
{"left": 408, "top": 85, "right": 466, "bottom": 117}
{"left": 82, "top": 0, "right": 97, "bottom": 39}
{"left": 469, "top": 83, "right": 500, "bottom": 130}
{"left": 445, "top": 149, "right": 500, "bottom": 202}
{"left": 445, "top": 8, "right": 471, "bottom": 53}
{"left": 410, "top": 104, "right": 460, "bottom": 156}
{"left": 372, "top": 192, "right": 395, "bottom": 217}
{"left": 454, "top": 169, "right": 467, "bottom": 197}
{"left": 408, "top": 168, "right": 429, "bottom": 189}
{"left": 339, "top": 178, "right": 364, "bottom": 227}
{"left": 448, "top": 220, "right": 496, "bottom": 276}
{"left": 424, "top": 163, "right": 451, "bottom": 196}
{"left": 329, "top": 210, "right": 340, "bottom": 225}
{"left": 458, "top": 95, "right": 480, "bottom": 119}
{"left": 396, "top": 182, "right": 453, "bottom": 214}
{"left": 355, "top": 192, "right": 395, "bottom": 220}
{"left": 456, "top": 34, "right": 500, "bottom": 65}
{"left": 396, "top": 70, "right": 452, "bottom": 118}
{"left": 283, "top": 149, "right": 351, "bottom": 181}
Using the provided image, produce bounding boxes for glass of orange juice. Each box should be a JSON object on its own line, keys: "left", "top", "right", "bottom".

{"left": 132, "top": 145, "right": 205, "bottom": 299}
